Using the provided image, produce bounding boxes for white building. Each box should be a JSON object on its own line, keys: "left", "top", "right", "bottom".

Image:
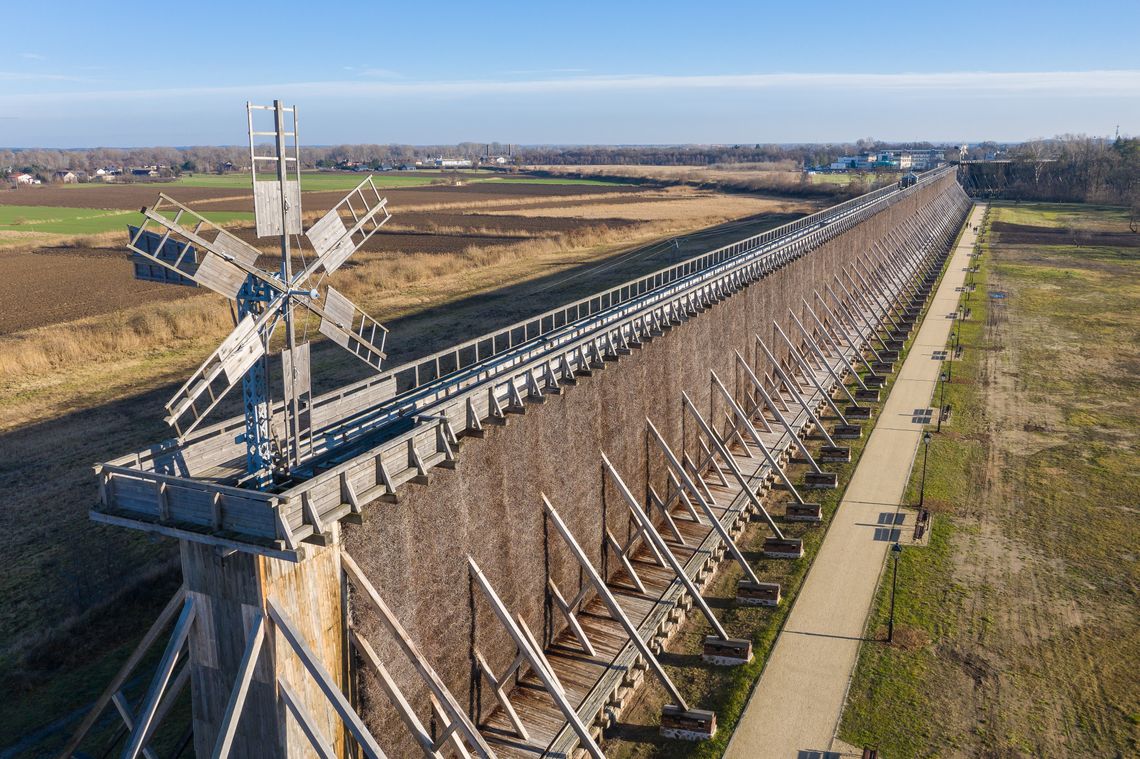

{"left": 433, "top": 157, "right": 473, "bottom": 169}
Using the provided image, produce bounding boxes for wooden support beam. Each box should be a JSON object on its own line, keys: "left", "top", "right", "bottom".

{"left": 467, "top": 557, "right": 605, "bottom": 758}
{"left": 735, "top": 350, "right": 837, "bottom": 452}
{"left": 786, "top": 308, "right": 860, "bottom": 407}
{"left": 341, "top": 553, "right": 494, "bottom": 757}
{"left": 599, "top": 452, "right": 732, "bottom": 642}
{"left": 268, "top": 600, "right": 389, "bottom": 759}
{"left": 122, "top": 595, "right": 196, "bottom": 759}
{"left": 757, "top": 333, "right": 848, "bottom": 428}
{"left": 279, "top": 676, "right": 338, "bottom": 759}
{"left": 542, "top": 494, "right": 691, "bottom": 711}
{"left": 351, "top": 630, "right": 444, "bottom": 759}
{"left": 58, "top": 586, "right": 187, "bottom": 759}
{"left": 210, "top": 611, "right": 267, "bottom": 759}
{"left": 680, "top": 393, "right": 800, "bottom": 524}
{"left": 645, "top": 417, "right": 765, "bottom": 582}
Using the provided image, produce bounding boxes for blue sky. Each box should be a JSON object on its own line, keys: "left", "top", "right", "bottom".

{"left": 2, "top": 0, "right": 1138, "bottom": 147}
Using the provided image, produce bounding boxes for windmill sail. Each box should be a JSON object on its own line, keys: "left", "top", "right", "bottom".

{"left": 304, "top": 176, "right": 392, "bottom": 275}
{"left": 316, "top": 286, "right": 388, "bottom": 371}
{"left": 130, "top": 196, "right": 267, "bottom": 299}
{"left": 164, "top": 313, "right": 269, "bottom": 437}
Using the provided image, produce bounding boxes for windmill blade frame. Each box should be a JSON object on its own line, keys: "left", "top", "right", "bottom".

{"left": 164, "top": 308, "right": 277, "bottom": 439}
{"left": 130, "top": 194, "right": 279, "bottom": 300}
{"left": 302, "top": 175, "right": 392, "bottom": 277}
{"left": 311, "top": 286, "right": 389, "bottom": 372}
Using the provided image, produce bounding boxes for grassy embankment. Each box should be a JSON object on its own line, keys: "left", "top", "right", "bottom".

{"left": 605, "top": 214, "right": 968, "bottom": 759}
{"left": 840, "top": 203, "right": 1140, "bottom": 757}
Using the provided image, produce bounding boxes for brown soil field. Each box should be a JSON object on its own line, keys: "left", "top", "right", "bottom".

{"left": 0, "top": 248, "right": 201, "bottom": 334}
{"left": 0, "top": 180, "right": 643, "bottom": 212}
{"left": 0, "top": 185, "right": 783, "bottom": 335}
{"left": 0, "top": 184, "right": 247, "bottom": 209}
{"left": 992, "top": 220, "right": 1140, "bottom": 247}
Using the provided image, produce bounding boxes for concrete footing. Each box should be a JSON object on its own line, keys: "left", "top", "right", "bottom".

{"left": 661, "top": 705, "right": 717, "bottom": 741}
{"left": 785, "top": 502, "right": 823, "bottom": 522}
{"left": 763, "top": 537, "right": 805, "bottom": 559}
{"left": 804, "top": 471, "right": 839, "bottom": 489}
{"left": 845, "top": 405, "right": 873, "bottom": 420}
{"left": 833, "top": 424, "right": 863, "bottom": 439}
{"left": 854, "top": 388, "right": 880, "bottom": 403}
{"left": 864, "top": 375, "right": 886, "bottom": 388}
{"left": 701, "top": 636, "right": 753, "bottom": 665}
{"left": 736, "top": 580, "right": 782, "bottom": 606}
{"left": 819, "top": 444, "right": 852, "bottom": 462}
{"left": 871, "top": 361, "right": 894, "bottom": 374}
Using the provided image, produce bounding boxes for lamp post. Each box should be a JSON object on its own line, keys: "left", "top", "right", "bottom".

{"left": 937, "top": 371, "right": 948, "bottom": 432}
{"left": 887, "top": 541, "right": 903, "bottom": 644}
{"left": 918, "top": 430, "right": 932, "bottom": 509}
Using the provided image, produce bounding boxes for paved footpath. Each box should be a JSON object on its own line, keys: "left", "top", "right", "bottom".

{"left": 725, "top": 204, "right": 985, "bottom": 759}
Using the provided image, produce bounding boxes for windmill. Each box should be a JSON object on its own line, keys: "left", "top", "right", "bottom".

{"left": 127, "top": 100, "right": 392, "bottom": 488}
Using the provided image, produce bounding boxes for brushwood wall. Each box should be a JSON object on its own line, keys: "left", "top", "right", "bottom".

{"left": 344, "top": 174, "right": 964, "bottom": 746}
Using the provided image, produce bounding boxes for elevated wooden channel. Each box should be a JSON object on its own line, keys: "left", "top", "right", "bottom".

{"left": 66, "top": 168, "right": 970, "bottom": 759}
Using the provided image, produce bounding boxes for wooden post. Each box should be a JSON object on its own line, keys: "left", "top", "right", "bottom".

{"left": 181, "top": 529, "right": 348, "bottom": 758}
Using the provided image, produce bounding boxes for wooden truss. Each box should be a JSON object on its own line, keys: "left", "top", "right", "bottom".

{"left": 467, "top": 557, "right": 605, "bottom": 758}
{"left": 58, "top": 586, "right": 195, "bottom": 759}
{"left": 542, "top": 494, "right": 691, "bottom": 711}
{"left": 599, "top": 452, "right": 734, "bottom": 643}
{"left": 343, "top": 552, "right": 495, "bottom": 759}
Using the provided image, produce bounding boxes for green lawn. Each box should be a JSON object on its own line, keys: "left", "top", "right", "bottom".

{"left": 840, "top": 203, "right": 1140, "bottom": 758}
{"left": 0, "top": 205, "right": 251, "bottom": 234}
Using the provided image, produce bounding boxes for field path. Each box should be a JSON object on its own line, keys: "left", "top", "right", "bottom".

{"left": 724, "top": 204, "right": 984, "bottom": 758}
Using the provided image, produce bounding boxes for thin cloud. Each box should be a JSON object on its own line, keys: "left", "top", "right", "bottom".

{"left": 19, "top": 52, "right": 45, "bottom": 61}
{"left": 342, "top": 65, "right": 402, "bottom": 79}
{"left": 1, "top": 70, "right": 1137, "bottom": 104}
{"left": 0, "top": 71, "right": 90, "bottom": 82}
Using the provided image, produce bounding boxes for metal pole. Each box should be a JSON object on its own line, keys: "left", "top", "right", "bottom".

{"left": 918, "top": 434, "right": 930, "bottom": 509}
{"left": 887, "top": 545, "right": 900, "bottom": 643}
{"left": 937, "top": 372, "right": 947, "bottom": 432}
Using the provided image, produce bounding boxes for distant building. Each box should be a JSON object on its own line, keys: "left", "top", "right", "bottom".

{"left": 432, "top": 157, "right": 473, "bottom": 169}
{"left": 131, "top": 167, "right": 160, "bottom": 177}
{"left": 825, "top": 149, "right": 943, "bottom": 172}
{"left": 54, "top": 170, "right": 78, "bottom": 183}
{"left": 9, "top": 172, "right": 35, "bottom": 185}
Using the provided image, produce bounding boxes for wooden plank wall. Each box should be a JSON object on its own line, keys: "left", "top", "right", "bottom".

{"left": 343, "top": 174, "right": 961, "bottom": 756}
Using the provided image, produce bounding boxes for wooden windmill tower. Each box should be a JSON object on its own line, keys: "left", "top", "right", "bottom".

{"left": 128, "top": 100, "right": 392, "bottom": 487}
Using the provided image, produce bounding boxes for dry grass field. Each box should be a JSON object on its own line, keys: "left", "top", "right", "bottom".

{"left": 0, "top": 175, "right": 815, "bottom": 753}
{"left": 528, "top": 163, "right": 897, "bottom": 197}
{"left": 841, "top": 203, "right": 1140, "bottom": 758}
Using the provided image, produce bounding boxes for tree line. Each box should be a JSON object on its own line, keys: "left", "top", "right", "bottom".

{"left": 962, "top": 135, "right": 1138, "bottom": 212}
{"left": 1, "top": 139, "right": 947, "bottom": 179}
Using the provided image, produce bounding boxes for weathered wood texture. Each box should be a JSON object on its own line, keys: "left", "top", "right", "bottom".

{"left": 183, "top": 535, "right": 347, "bottom": 758}
{"left": 344, "top": 175, "right": 963, "bottom": 755}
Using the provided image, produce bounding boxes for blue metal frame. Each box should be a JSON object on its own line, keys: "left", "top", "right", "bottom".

{"left": 236, "top": 277, "right": 275, "bottom": 487}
